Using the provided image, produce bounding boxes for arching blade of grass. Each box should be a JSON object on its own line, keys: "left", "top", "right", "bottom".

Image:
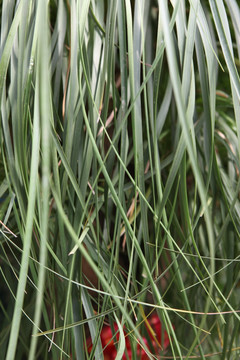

{"left": 5, "top": 49, "right": 41, "bottom": 360}
{"left": 210, "top": 0, "right": 240, "bottom": 100}
{"left": 28, "top": 1, "right": 52, "bottom": 358}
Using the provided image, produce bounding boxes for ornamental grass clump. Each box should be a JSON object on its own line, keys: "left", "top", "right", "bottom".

{"left": 1, "top": 1, "right": 240, "bottom": 359}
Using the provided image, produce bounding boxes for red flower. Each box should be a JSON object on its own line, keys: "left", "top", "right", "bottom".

{"left": 87, "top": 314, "right": 171, "bottom": 359}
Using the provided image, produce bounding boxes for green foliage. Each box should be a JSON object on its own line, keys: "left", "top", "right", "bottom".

{"left": 1, "top": 0, "right": 240, "bottom": 359}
